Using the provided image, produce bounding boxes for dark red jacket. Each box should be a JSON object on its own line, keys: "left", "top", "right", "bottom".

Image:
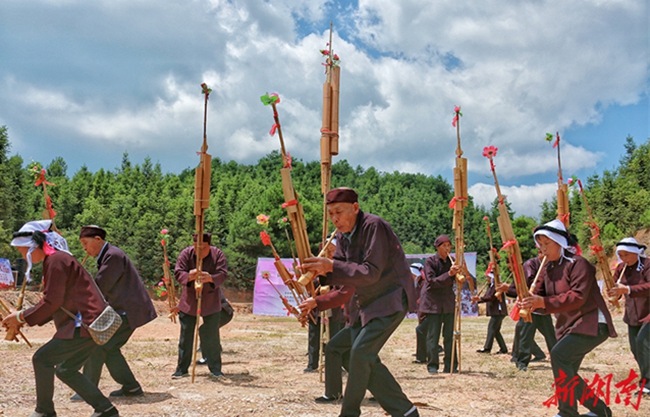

{"left": 478, "top": 283, "right": 507, "bottom": 316}
{"left": 324, "top": 211, "right": 417, "bottom": 326}
{"left": 614, "top": 257, "right": 650, "bottom": 326}
{"left": 535, "top": 254, "right": 616, "bottom": 340}
{"left": 316, "top": 285, "right": 355, "bottom": 325}
{"left": 175, "top": 246, "right": 228, "bottom": 317}
{"left": 23, "top": 250, "right": 105, "bottom": 339}
{"left": 95, "top": 243, "right": 156, "bottom": 329}
{"left": 419, "top": 253, "right": 455, "bottom": 314}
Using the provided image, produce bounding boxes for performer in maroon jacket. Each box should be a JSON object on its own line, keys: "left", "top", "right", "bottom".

{"left": 2, "top": 220, "right": 118, "bottom": 417}
{"left": 419, "top": 235, "right": 459, "bottom": 374}
{"left": 608, "top": 237, "right": 650, "bottom": 396}
{"left": 301, "top": 187, "right": 419, "bottom": 417}
{"left": 173, "top": 233, "right": 228, "bottom": 379}
{"left": 473, "top": 272, "right": 508, "bottom": 354}
{"left": 520, "top": 219, "right": 617, "bottom": 417}
{"left": 74, "top": 225, "right": 157, "bottom": 399}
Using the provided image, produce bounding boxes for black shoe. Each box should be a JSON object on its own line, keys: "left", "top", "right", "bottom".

{"left": 29, "top": 412, "right": 57, "bottom": 417}
{"left": 496, "top": 349, "right": 508, "bottom": 355}
{"left": 209, "top": 371, "right": 226, "bottom": 380}
{"left": 510, "top": 357, "right": 517, "bottom": 363}
{"left": 427, "top": 368, "right": 438, "bottom": 374}
{"left": 70, "top": 393, "right": 83, "bottom": 402}
{"left": 314, "top": 395, "right": 339, "bottom": 403}
{"left": 171, "top": 370, "right": 189, "bottom": 379}
{"left": 90, "top": 406, "right": 119, "bottom": 417}
{"left": 476, "top": 348, "right": 490, "bottom": 354}
{"left": 516, "top": 363, "right": 528, "bottom": 372}
{"left": 109, "top": 386, "right": 143, "bottom": 397}
{"left": 304, "top": 367, "right": 317, "bottom": 373}
{"left": 412, "top": 359, "right": 425, "bottom": 364}
{"left": 197, "top": 357, "right": 207, "bottom": 365}
{"left": 530, "top": 355, "right": 546, "bottom": 362}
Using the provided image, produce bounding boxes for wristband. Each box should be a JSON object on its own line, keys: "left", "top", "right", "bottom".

{"left": 16, "top": 310, "right": 26, "bottom": 324}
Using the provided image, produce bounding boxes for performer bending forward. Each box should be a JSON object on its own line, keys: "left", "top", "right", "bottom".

{"left": 2, "top": 220, "right": 118, "bottom": 417}
{"left": 520, "top": 219, "right": 616, "bottom": 417}
{"left": 301, "top": 187, "right": 419, "bottom": 417}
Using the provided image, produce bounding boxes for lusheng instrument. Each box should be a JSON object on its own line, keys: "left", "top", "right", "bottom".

{"left": 0, "top": 296, "right": 32, "bottom": 347}
{"left": 261, "top": 93, "right": 315, "bottom": 296}
{"left": 528, "top": 256, "right": 547, "bottom": 293}
{"left": 190, "top": 83, "right": 213, "bottom": 383}
{"left": 483, "top": 146, "right": 532, "bottom": 322}
{"left": 160, "top": 230, "right": 179, "bottom": 322}
{"left": 577, "top": 179, "right": 620, "bottom": 307}
{"left": 449, "top": 106, "right": 474, "bottom": 373}
{"left": 545, "top": 132, "right": 570, "bottom": 228}
{"left": 483, "top": 216, "right": 503, "bottom": 301}
{"left": 319, "top": 22, "right": 341, "bottom": 243}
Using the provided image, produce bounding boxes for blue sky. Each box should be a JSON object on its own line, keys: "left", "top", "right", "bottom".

{"left": 0, "top": 0, "right": 647, "bottom": 218}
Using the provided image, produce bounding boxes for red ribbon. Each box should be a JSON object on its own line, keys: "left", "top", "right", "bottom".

{"left": 269, "top": 123, "right": 279, "bottom": 136}
{"left": 589, "top": 245, "right": 604, "bottom": 256}
{"left": 282, "top": 199, "right": 298, "bottom": 208}
{"left": 320, "top": 128, "right": 339, "bottom": 137}
{"left": 34, "top": 169, "right": 55, "bottom": 187}
{"left": 452, "top": 114, "right": 459, "bottom": 127}
{"left": 501, "top": 239, "right": 517, "bottom": 250}
{"left": 585, "top": 221, "right": 600, "bottom": 240}
{"left": 559, "top": 212, "right": 570, "bottom": 224}
{"left": 448, "top": 196, "right": 467, "bottom": 209}
{"left": 284, "top": 152, "right": 292, "bottom": 169}
{"left": 45, "top": 196, "right": 57, "bottom": 219}
{"left": 491, "top": 247, "right": 501, "bottom": 259}
{"left": 260, "top": 231, "right": 272, "bottom": 246}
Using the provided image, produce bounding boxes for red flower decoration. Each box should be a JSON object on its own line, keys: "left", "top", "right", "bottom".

{"left": 483, "top": 216, "right": 489, "bottom": 221}
{"left": 482, "top": 146, "right": 498, "bottom": 158}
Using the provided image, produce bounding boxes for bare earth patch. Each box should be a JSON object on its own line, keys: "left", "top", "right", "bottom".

{"left": 1, "top": 294, "right": 648, "bottom": 417}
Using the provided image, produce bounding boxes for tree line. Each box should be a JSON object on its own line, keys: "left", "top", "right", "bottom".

{"left": 0, "top": 125, "right": 647, "bottom": 291}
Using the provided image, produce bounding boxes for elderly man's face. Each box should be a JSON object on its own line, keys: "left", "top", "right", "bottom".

{"left": 436, "top": 241, "right": 452, "bottom": 258}
{"left": 327, "top": 202, "right": 359, "bottom": 234}
{"left": 194, "top": 241, "right": 212, "bottom": 259}
{"left": 79, "top": 236, "right": 104, "bottom": 257}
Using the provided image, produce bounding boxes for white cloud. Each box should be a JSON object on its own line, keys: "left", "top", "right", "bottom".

{"left": 0, "top": 0, "right": 646, "bottom": 182}
{"left": 469, "top": 182, "right": 558, "bottom": 218}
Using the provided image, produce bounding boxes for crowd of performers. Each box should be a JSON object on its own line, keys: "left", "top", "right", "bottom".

{"left": 1, "top": 187, "right": 648, "bottom": 417}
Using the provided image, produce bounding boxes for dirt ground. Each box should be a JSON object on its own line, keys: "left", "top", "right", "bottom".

{"left": 1, "top": 292, "right": 648, "bottom": 417}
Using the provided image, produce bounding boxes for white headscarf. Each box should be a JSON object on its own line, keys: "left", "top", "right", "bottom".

{"left": 615, "top": 237, "right": 646, "bottom": 272}
{"left": 533, "top": 219, "right": 576, "bottom": 263}
{"left": 10, "top": 220, "right": 70, "bottom": 282}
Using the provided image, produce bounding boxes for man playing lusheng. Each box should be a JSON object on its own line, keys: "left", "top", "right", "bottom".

{"left": 300, "top": 187, "right": 419, "bottom": 417}
{"left": 173, "top": 232, "right": 228, "bottom": 380}
{"left": 74, "top": 225, "right": 157, "bottom": 400}
{"left": 419, "top": 234, "right": 459, "bottom": 374}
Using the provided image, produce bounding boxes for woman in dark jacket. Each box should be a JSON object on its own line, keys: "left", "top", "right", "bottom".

{"left": 2, "top": 220, "right": 118, "bottom": 417}
{"left": 520, "top": 219, "right": 616, "bottom": 417}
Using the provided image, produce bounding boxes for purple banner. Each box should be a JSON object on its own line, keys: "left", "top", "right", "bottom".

{"left": 252, "top": 253, "right": 478, "bottom": 317}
